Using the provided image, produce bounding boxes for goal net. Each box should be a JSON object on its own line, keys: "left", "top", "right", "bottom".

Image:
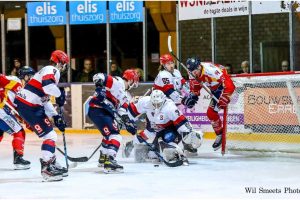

{"left": 226, "top": 72, "right": 300, "bottom": 153}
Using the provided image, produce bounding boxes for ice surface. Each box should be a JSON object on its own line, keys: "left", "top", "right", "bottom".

{"left": 0, "top": 133, "right": 300, "bottom": 200}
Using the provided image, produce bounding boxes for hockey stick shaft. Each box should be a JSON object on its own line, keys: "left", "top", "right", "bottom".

{"left": 59, "top": 106, "right": 69, "bottom": 169}
{"left": 56, "top": 147, "right": 88, "bottom": 162}
{"left": 167, "top": 34, "right": 219, "bottom": 102}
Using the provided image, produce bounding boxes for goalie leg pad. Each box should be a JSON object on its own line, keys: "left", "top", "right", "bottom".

{"left": 182, "top": 130, "right": 203, "bottom": 149}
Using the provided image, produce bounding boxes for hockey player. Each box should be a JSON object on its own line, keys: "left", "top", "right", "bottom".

{"left": 127, "top": 90, "right": 203, "bottom": 165}
{"left": 0, "top": 74, "right": 31, "bottom": 169}
{"left": 154, "top": 53, "right": 198, "bottom": 108}
{"left": 18, "top": 66, "right": 36, "bottom": 85}
{"left": 15, "top": 50, "right": 69, "bottom": 181}
{"left": 186, "top": 57, "right": 236, "bottom": 151}
{"left": 88, "top": 69, "right": 139, "bottom": 173}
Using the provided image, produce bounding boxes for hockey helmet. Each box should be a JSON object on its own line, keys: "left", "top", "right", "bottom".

{"left": 160, "top": 54, "right": 174, "bottom": 66}
{"left": 50, "top": 50, "right": 69, "bottom": 72}
{"left": 93, "top": 73, "right": 105, "bottom": 87}
{"left": 186, "top": 57, "right": 201, "bottom": 72}
{"left": 123, "top": 69, "right": 139, "bottom": 90}
{"left": 18, "top": 66, "right": 35, "bottom": 80}
{"left": 150, "top": 90, "right": 166, "bottom": 109}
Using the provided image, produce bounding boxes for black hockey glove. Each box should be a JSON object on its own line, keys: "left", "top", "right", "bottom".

{"left": 53, "top": 115, "right": 66, "bottom": 132}
{"left": 182, "top": 93, "right": 199, "bottom": 109}
{"left": 55, "top": 87, "right": 66, "bottom": 107}
{"left": 121, "top": 114, "right": 137, "bottom": 135}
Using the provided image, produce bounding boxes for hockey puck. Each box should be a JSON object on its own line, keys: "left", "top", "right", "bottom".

{"left": 154, "top": 164, "right": 159, "bottom": 167}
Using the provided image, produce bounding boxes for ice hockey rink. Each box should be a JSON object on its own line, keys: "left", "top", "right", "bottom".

{"left": 0, "top": 133, "right": 300, "bottom": 200}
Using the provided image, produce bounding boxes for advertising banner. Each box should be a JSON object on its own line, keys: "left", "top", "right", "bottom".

{"left": 69, "top": 1, "right": 107, "bottom": 25}
{"left": 27, "top": 2, "right": 66, "bottom": 26}
{"left": 109, "top": 1, "right": 143, "bottom": 23}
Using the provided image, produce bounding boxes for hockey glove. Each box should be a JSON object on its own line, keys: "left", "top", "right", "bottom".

{"left": 217, "top": 93, "right": 230, "bottom": 109}
{"left": 121, "top": 114, "right": 137, "bottom": 135}
{"left": 182, "top": 93, "right": 199, "bottom": 109}
{"left": 53, "top": 115, "right": 66, "bottom": 132}
{"left": 55, "top": 87, "right": 66, "bottom": 107}
{"left": 95, "top": 87, "right": 106, "bottom": 102}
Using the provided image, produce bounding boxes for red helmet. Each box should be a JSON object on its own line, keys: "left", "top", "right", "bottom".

{"left": 160, "top": 54, "right": 174, "bottom": 65}
{"left": 50, "top": 50, "right": 69, "bottom": 65}
{"left": 123, "top": 69, "right": 139, "bottom": 89}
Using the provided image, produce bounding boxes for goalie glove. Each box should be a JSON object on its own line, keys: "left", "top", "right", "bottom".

{"left": 217, "top": 93, "right": 230, "bottom": 109}
{"left": 182, "top": 93, "right": 199, "bottom": 109}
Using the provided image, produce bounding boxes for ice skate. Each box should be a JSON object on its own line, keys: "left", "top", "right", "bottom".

{"left": 13, "top": 151, "right": 31, "bottom": 170}
{"left": 40, "top": 158, "right": 63, "bottom": 182}
{"left": 98, "top": 150, "right": 106, "bottom": 167}
{"left": 212, "top": 134, "right": 222, "bottom": 151}
{"left": 103, "top": 156, "right": 124, "bottom": 173}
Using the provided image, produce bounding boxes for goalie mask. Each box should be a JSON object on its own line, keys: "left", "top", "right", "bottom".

{"left": 150, "top": 90, "right": 166, "bottom": 110}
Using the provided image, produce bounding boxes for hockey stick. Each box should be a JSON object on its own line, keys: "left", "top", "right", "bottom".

{"left": 136, "top": 135, "right": 183, "bottom": 167}
{"left": 58, "top": 106, "right": 69, "bottom": 169}
{"left": 167, "top": 34, "right": 219, "bottom": 102}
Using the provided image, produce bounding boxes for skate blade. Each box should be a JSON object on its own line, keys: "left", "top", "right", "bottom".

{"left": 183, "top": 161, "right": 189, "bottom": 166}
{"left": 42, "top": 174, "right": 63, "bottom": 182}
{"left": 103, "top": 168, "right": 124, "bottom": 174}
{"left": 14, "top": 164, "right": 30, "bottom": 170}
{"left": 213, "top": 145, "right": 222, "bottom": 151}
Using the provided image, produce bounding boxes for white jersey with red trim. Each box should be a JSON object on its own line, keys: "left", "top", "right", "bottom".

{"left": 16, "top": 65, "right": 60, "bottom": 117}
{"left": 128, "top": 96, "right": 191, "bottom": 134}
{"left": 154, "top": 69, "right": 186, "bottom": 104}
{"left": 89, "top": 74, "right": 129, "bottom": 116}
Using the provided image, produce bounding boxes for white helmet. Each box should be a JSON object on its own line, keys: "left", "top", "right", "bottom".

{"left": 150, "top": 90, "right": 166, "bottom": 109}
{"left": 93, "top": 73, "right": 105, "bottom": 87}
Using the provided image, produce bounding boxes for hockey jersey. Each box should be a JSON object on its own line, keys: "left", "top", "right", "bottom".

{"left": 15, "top": 65, "right": 60, "bottom": 117}
{"left": 128, "top": 96, "right": 191, "bottom": 133}
{"left": 154, "top": 69, "right": 187, "bottom": 104}
{"left": 0, "top": 74, "right": 22, "bottom": 109}
{"left": 89, "top": 73, "right": 129, "bottom": 116}
{"left": 189, "top": 62, "right": 235, "bottom": 96}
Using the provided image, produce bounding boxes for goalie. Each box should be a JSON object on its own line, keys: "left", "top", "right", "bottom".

{"left": 128, "top": 90, "right": 203, "bottom": 165}
{"left": 186, "top": 57, "right": 235, "bottom": 151}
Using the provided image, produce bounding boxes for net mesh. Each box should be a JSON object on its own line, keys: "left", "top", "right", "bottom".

{"left": 226, "top": 73, "right": 300, "bottom": 153}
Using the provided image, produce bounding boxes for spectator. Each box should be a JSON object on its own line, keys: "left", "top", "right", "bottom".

{"left": 281, "top": 60, "right": 290, "bottom": 72}
{"left": 76, "top": 58, "right": 95, "bottom": 82}
{"left": 224, "top": 64, "right": 232, "bottom": 74}
{"left": 240, "top": 61, "right": 249, "bottom": 74}
{"left": 134, "top": 67, "right": 144, "bottom": 81}
{"left": 10, "top": 58, "right": 22, "bottom": 76}
{"left": 110, "top": 62, "right": 122, "bottom": 77}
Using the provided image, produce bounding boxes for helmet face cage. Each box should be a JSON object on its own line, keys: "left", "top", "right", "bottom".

{"left": 186, "top": 57, "right": 201, "bottom": 72}
{"left": 93, "top": 73, "right": 105, "bottom": 87}
{"left": 150, "top": 90, "right": 166, "bottom": 109}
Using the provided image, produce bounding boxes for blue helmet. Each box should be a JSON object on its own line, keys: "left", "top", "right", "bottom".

{"left": 186, "top": 57, "right": 201, "bottom": 72}
{"left": 18, "top": 66, "right": 35, "bottom": 80}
